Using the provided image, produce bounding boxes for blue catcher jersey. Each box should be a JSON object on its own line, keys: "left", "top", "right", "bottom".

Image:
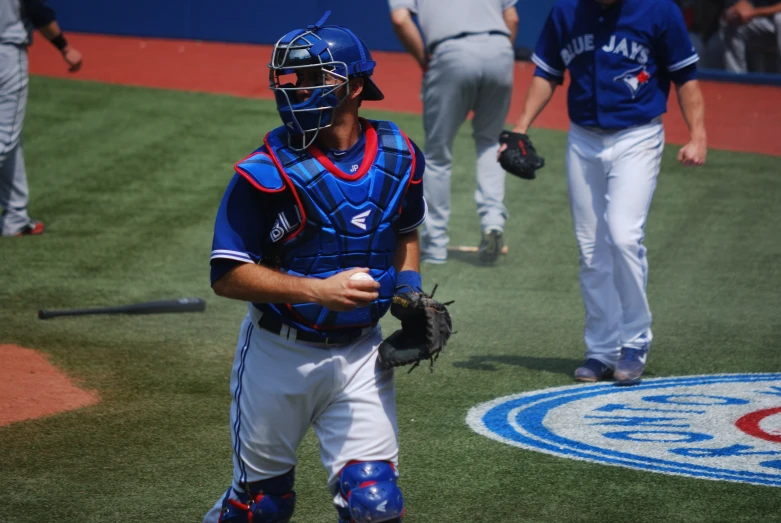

{"left": 532, "top": 0, "right": 699, "bottom": 129}
{"left": 210, "top": 119, "right": 426, "bottom": 338}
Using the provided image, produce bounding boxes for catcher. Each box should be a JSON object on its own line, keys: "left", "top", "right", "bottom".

{"left": 497, "top": 130, "right": 546, "bottom": 180}
{"left": 204, "top": 13, "right": 454, "bottom": 523}
{"left": 378, "top": 283, "right": 453, "bottom": 372}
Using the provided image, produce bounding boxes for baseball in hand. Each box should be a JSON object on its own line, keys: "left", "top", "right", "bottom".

{"left": 349, "top": 272, "right": 375, "bottom": 282}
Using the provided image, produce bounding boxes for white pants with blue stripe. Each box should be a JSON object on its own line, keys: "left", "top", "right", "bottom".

{"left": 203, "top": 307, "right": 398, "bottom": 522}
{"left": 566, "top": 119, "right": 663, "bottom": 367}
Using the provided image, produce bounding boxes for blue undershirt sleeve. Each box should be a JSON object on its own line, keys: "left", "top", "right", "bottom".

{"left": 21, "top": 0, "right": 57, "bottom": 28}
{"left": 669, "top": 63, "right": 698, "bottom": 85}
{"left": 398, "top": 139, "right": 427, "bottom": 234}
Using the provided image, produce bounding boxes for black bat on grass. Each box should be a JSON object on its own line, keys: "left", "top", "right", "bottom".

{"left": 38, "top": 297, "right": 206, "bottom": 320}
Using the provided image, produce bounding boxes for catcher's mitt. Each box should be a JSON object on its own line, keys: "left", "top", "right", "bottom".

{"left": 378, "top": 285, "right": 453, "bottom": 372}
{"left": 497, "top": 130, "right": 545, "bottom": 180}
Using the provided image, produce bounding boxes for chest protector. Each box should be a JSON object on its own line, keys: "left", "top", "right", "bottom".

{"left": 251, "top": 120, "right": 416, "bottom": 331}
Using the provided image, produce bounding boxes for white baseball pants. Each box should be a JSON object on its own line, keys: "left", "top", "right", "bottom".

{"left": 203, "top": 307, "right": 399, "bottom": 522}
{"left": 566, "top": 119, "right": 664, "bottom": 367}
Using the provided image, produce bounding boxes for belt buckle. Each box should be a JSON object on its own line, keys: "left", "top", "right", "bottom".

{"left": 323, "top": 333, "right": 350, "bottom": 347}
{"left": 320, "top": 326, "right": 372, "bottom": 347}
{"left": 323, "top": 330, "right": 359, "bottom": 347}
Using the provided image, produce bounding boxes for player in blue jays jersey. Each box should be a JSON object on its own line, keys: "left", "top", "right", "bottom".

{"left": 507, "top": 0, "right": 707, "bottom": 384}
{"left": 203, "top": 12, "right": 424, "bottom": 523}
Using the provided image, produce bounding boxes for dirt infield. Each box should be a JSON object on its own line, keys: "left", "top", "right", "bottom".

{"left": 28, "top": 32, "right": 781, "bottom": 157}
{"left": 0, "top": 345, "right": 98, "bottom": 427}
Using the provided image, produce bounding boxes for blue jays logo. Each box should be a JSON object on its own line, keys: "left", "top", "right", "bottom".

{"left": 269, "top": 208, "right": 301, "bottom": 242}
{"left": 467, "top": 374, "right": 781, "bottom": 487}
{"left": 614, "top": 65, "right": 651, "bottom": 99}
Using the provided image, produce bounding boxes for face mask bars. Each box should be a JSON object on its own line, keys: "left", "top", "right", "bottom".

{"left": 270, "top": 31, "right": 352, "bottom": 150}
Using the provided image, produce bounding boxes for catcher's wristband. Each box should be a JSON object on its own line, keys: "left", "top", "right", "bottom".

{"left": 396, "top": 270, "right": 421, "bottom": 293}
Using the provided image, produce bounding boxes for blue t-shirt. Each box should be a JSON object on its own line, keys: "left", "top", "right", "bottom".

{"left": 532, "top": 0, "right": 699, "bottom": 129}
{"left": 209, "top": 128, "right": 427, "bottom": 285}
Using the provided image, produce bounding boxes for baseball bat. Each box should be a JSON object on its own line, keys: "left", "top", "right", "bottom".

{"left": 38, "top": 297, "right": 206, "bottom": 320}
{"left": 447, "top": 245, "right": 509, "bottom": 254}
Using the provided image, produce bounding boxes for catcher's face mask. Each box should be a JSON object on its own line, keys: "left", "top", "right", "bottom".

{"left": 269, "top": 11, "right": 383, "bottom": 150}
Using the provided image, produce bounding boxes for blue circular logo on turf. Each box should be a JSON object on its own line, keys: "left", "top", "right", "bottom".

{"left": 466, "top": 374, "right": 781, "bottom": 487}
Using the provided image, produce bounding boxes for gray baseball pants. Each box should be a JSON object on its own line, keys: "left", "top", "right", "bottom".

{"left": 0, "top": 43, "right": 30, "bottom": 236}
{"left": 420, "top": 33, "right": 514, "bottom": 260}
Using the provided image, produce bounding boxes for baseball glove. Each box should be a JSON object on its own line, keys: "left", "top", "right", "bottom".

{"left": 378, "top": 285, "right": 453, "bottom": 372}
{"left": 497, "top": 130, "right": 545, "bottom": 180}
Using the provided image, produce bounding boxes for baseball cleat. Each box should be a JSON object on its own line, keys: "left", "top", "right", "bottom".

{"left": 478, "top": 228, "right": 503, "bottom": 264}
{"left": 614, "top": 347, "right": 649, "bottom": 386}
{"left": 8, "top": 220, "right": 45, "bottom": 237}
{"left": 574, "top": 358, "right": 614, "bottom": 382}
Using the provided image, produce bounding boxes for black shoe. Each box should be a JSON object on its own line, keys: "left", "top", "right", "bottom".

{"left": 478, "top": 228, "right": 503, "bottom": 264}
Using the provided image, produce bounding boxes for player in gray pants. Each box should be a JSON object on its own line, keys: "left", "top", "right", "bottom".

{"left": 720, "top": 0, "right": 781, "bottom": 73}
{"left": 0, "top": 0, "right": 82, "bottom": 237}
{"left": 389, "top": 0, "right": 518, "bottom": 264}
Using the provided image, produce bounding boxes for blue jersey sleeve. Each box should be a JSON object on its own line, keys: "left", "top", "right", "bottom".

{"left": 398, "top": 139, "right": 426, "bottom": 234}
{"left": 660, "top": 1, "right": 699, "bottom": 74}
{"left": 210, "top": 173, "right": 269, "bottom": 284}
{"left": 532, "top": 7, "right": 566, "bottom": 83}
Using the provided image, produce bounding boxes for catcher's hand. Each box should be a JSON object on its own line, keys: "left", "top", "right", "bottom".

{"left": 378, "top": 285, "right": 453, "bottom": 372}
{"left": 497, "top": 130, "right": 545, "bottom": 180}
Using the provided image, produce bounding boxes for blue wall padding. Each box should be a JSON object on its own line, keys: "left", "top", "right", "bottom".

{"left": 47, "top": 0, "right": 557, "bottom": 51}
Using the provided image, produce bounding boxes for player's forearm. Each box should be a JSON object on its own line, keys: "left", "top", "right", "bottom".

{"left": 676, "top": 80, "right": 707, "bottom": 144}
{"left": 390, "top": 9, "right": 428, "bottom": 68}
{"left": 753, "top": 3, "right": 781, "bottom": 17}
{"left": 37, "top": 20, "right": 62, "bottom": 40}
{"left": 393, "top": 230, "right": 421, "bottom": 273}
{"left": 212, "top": 263, "right": 323, "bottom": 304}
{"left": 503, "top": 7, "right": 519, "bottom": 43}
{"left": 513, "top": 76, "right": 557, "bottom": 134}
{"left": 36, "top": 20, "right": 70, "bottom": 51}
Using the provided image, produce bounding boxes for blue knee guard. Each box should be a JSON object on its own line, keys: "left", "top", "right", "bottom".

{"left": 219, "top": 469, "right": 296, "bottom": 523}
{"left": 337, "top": 461, "right": 404, "bottom": 522}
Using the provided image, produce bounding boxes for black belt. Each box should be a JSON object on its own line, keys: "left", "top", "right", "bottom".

{"left": 429, "top": 30, "right": 510, "bottom": 54}
{"left": 256, "top": 311, "right": 371, "bottom": 346}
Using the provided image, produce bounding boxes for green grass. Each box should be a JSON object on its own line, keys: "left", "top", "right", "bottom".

{"left": 1, "top": 76, "right": 780, "bottom": 522}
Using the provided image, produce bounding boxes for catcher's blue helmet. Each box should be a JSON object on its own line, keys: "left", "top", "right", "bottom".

{"left": 269, "top": 11, "right": 384, "bottom": 149}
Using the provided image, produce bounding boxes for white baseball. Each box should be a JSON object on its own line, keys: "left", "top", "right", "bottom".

{"left": 349, "top": 272, "right": 374, "bottom": 282}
